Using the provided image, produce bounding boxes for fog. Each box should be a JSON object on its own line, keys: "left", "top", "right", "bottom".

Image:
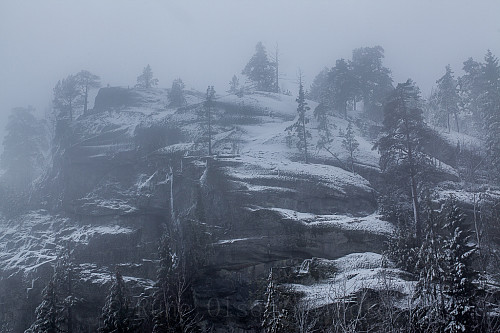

{"left": 1, "top": 0, "right": 499, "bottom": 143}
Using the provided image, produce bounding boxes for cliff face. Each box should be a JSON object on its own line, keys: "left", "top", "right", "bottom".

{"left": 0, "top": 87, "right": 402, "bottom": 331}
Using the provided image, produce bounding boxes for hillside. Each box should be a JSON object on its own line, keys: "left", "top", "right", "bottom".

{"left": 0, "top": 87, "right": 479, "bottom": 331}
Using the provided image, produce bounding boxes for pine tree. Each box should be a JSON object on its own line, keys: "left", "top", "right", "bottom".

{"left": 285, "top": 75, "right": 311, "bottom": 163}
{"left": 330, "top": 58, "right": 357, "bottom": 118}
{"left": 435, "top": 65, "right": 460, "bottom": 132}
{"left": 74, "top": 70, "right": 101, "bottom": 114}
{"left": 152, "top": 234, "right": 176, "bottom": 333}
{"left": 201, "top": 86, "right": 216, "bottom": 156}
{"left": 168, "top": 78, "right": 186, "bottom": 108}
{"left": 351, "top": 46, "right": 393, "bottom": 120}
{"left": 26, "top": 280, "right": 60, "bottom": 333}
{"left": 412, "top": 211, "right": 447, "bottom": 331}
{"left": 376, "top": 79, "right": 430, "bottom": 243}
{"left": 53, "top": 248, "right": 76, "bottom": 333}
{"left": 53, "top": 74, "right": 81, "bottom": 122}
{"left": 315, "top": 103, "right": 334, "bottom": 155}
{"left": 152, "top": 233, "right": 199, "bottom": 333}
{"left": 308, "top": 67, "right": 330, "bottom": 104}
{"left": 458, "top": 57, "right": 483, "bottom": 131}
{"left": 242, "top": 42, "right": 275, "bottom": 92}
{"left": 340, "top": 121, "right": 359, "bottom": 173}
{"left": 99, "top": 271, "right": 136, "bottom": 333}
{"left": 1, "top": 106, "right": 46, "bottom": 192}
{"left": 228, "top": 75, "right": 242, "bottom": 96}
{"left": 27, "top": 250, "right": 75, "bottom": 333}
{"left": 442, "top": 199, "right": 479, "bottom": 333}
{"left": 481, "top": 51, "right": 500, "bottom": 178}
{"left": 136, "top": 64, "right": 158, "bottom": 89}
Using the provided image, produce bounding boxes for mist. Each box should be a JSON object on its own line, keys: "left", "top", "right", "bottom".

{"left": 1, "top": 0, "right": 499, "bottom": 142}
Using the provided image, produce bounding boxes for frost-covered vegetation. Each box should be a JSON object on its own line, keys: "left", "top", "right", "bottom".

{"left": 1, "top": 42, "right": 500, "bottom": 332}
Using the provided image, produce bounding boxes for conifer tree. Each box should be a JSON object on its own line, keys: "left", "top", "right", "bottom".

{"left": 351, "top": 46, "right": 393, "bottom": 120}
{"left": 26, "top": 280, "right": 60, "bottom": 333}
{"left": 136, "top": 64, "right": 158, "bottom": 89}
{"left": 27, "top": 250, "right": 76, "bottom": 333}
{"left": 99, "top": 271, "right": 136, "bottom": 333}
{"left": 168, "top": 78, "right": 186, "bottom": 108}
{"left": 53, "top": 248, "right": 76, "bottom": 333}
{"left": 74, "top": 70, "right": 101, "bottom": 114}
{"left": 308, "top": 67, "right": 330, "bottom": 104}
{"left": 201, "top": 86, "right": 216, "bottom": 156}
{"left": 435, "top": 65, "right": 460, "bottom": 132}
{"left": 481, "top": 51, "right": 500, "bottom": 177}
{"left": 315, "top": 103, "right": 334, "bottom": 155}
{"left": 412, "top": 211, "right": 447, "bottom": 331}
{"left": 458, "top": 57, "right": 483, "bottom": 130}
{"left": 152, "top": 233, "right": 199, "bottom": 333}
{"left": 53, "top": 74, "right": 80, "bottom": 122}
{"left": 442, "top": 199, "right": 479, "bottom": 333}
{"left": 228, "top": 75, "right": 241, "bottom": 95}
{"left": 330, "top": 58, "right": 357, "bottom": 118}
{"left": 152, "top": 235, "right": 177, "bottom": 333}
{"left": 242, "top": 42, "right": 275, "bottom": 92}
{"left": 340, "top": 121, "right": 359, "bottom": 173}
{"left": 376, "top": 79, "right": 430, "bottom": 243}
{"left": 285, "top": 74, "right": 311, "bottom": 163}
{"left": 1, "top": 106, "right": 46, "bottom": 192}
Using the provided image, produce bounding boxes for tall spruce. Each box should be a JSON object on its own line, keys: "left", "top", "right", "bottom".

{"left": 481, "top": 51, "right": 500, "bottom": 177}
{"left": 458, "top": 57, "right": 483, "bottom": 131}
{"left": 168, "top": 78, "right": 186, "bottom": 108}
{"left": 330, "top": 58, "right": 357, "bottom": 118}
{"left": 201, "top": 86, "right": 216, "bottom": 156}
{"left": 435, "top": 65, "right": 460, "bottom": 132}
{"left": 53, "top": 74, "right": 80, "bottom": 122}
{"left": 99, "top": 271, "right": 136, "bottom": 333}
{"left": 308, "top": 67, "right": 330, "bottom": 104}
{"left": 286, "top": 74, "right": 311, "bottom": 163}
{"left": 242, "top": 42, "right": 275, "bottom": 92}
{"left": 376, "top": 79, "right": 429, "bottom": 243}
{"left": 351, "top": 46, "right": 393, "bottom": 120}
{"left": 340, "top": 121, "right": 359, "bottom": 173}
{"left": 1, "top": 106, "right": 46, "bottom": 192}
{"left": 412, "top": 210, "right": 447, "bottom": 331}
{"left": 442, "top": 199, "right": 479, "bottom": 333}
{"left": 136, "top": 64, "right": 158, "bottom": 89}
{"left": 26, "top": 280, "right": 60, "bottom": 333}
{"left": 152, "top": 233, "right": 199, "bottom": 333}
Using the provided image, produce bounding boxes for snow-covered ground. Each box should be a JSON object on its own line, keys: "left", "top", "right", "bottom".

{"left": 267, "top": 208, "right": 393, "bottom": 235}
{"left": 288, "top": 252, "right": 415, "bottom": 309}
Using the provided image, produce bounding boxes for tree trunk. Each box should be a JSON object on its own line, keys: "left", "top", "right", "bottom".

{"left": 208, "top": 106, "right": 212, "bottom": 155}
{"left": 302, "top": 117, "right": 308, "bottom": 164}
{"left": 350, "top": 149, "right": 355, "bottom": 174}
{"left": 69, "top": 101, "right": 73, "bottom": 122}
{"left": 84, "top": 85, "right": 88, "bottom": 114}
{"left": 410, "top": 171, "right": 421, "bottom": 243}
{"left": 454, "top": 112, "right": 460, "bottom": 133}
{"left": 406, "top": 127, "right": 421, "bottom": 244}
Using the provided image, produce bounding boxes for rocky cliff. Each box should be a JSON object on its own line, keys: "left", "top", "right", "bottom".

{"left": 0, "top": 87, "right": 466, "bottom": 331}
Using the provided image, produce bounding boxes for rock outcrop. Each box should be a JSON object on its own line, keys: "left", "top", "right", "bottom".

{"left": 1, "top": 88, "right": 406, "bottom": 331}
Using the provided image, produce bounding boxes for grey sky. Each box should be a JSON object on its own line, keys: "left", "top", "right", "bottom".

{"left": 1, "top": 0, "right": 499, "bottom": 142}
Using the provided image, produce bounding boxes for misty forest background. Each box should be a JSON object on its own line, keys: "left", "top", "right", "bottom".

{"left": 2, "top": 39, "right": 500, "bottom": 333}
